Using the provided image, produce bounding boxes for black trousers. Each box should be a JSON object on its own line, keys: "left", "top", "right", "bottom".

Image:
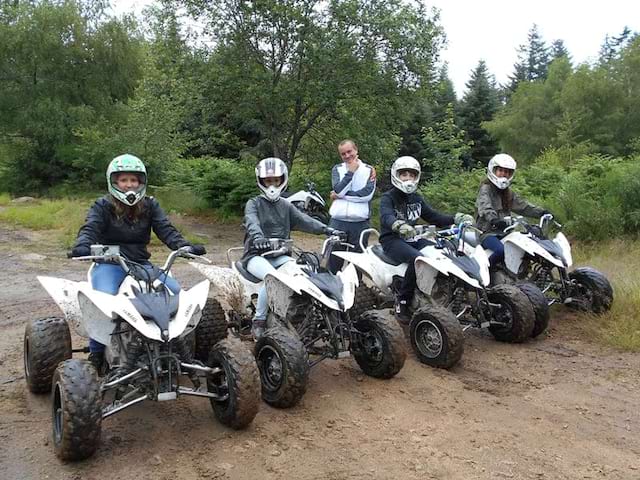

{"left": 381, "top": 237, "right": 431, "bottom": 301}
{"left": 327, "top": 218, "right": 370, "bottom": 273}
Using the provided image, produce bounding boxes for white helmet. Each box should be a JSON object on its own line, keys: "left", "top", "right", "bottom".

{"left": 391, "top": 156, "right": 421, "bottom": 194}
{"left": 256, "top": 157, "right": 288, "bottom": 202}
{"left": 487, "top": 153, "right": 517, "bottom": 190}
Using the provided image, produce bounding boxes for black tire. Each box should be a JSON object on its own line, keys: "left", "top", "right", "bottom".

{"left": 409, "top": 305, "right": 464, "bottom": 369}
{"left": 195, "top": 298, "right": 228, "bottom": 362}
{"left": 254, "top": 327, "right": 309, "bottom": 408}
{"left": 351, "top": 284, "right": 381, "bottom": 319}
{"left": 487, "top": 284, "right": 535, "bottom": 343}
{"left": 24, "top": 317, "right": 72, "bottom": 394}
{"left": 516, "top": 282, "right": 550, "bottom": 338}
{"left": 352, "top": 311, "right": 407, "bottom": 379}
{"left": 51, "top": 359, "right": 102, "bottom": 461}
{"left": 207, "top": 338, "right": 260, "bottom": 429}
{"left": 568, "top": 267, "right": 613, "bottom": 314}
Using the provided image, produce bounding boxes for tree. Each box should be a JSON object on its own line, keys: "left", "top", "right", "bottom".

{"left": 505, "top": 24, "right": 550, "bottom": 97}
{"left": 550, "top": 39, "right": 570, "bottom": 62}
{"left": 458, "top": 60, "right": 500, "bottom": 166}
{"left": 178, "top": 0, "right": 445, "bottom": 170}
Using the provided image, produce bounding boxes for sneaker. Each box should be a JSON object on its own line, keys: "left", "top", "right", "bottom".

{"left": 251, "top": 319, "right": 267, "bottom": 340}
{"left": 88, "top": 352, "right": 105, "bottom": 373}
{"left": 394, "top": 299, "right": 411, "bottom": 325}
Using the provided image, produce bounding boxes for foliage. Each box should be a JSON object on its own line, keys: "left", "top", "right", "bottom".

{"left": 421, "top": 104, "right": 470, "bottom": 181}
{"left": 506, "top": 24, "right": 551, "bottom": 96}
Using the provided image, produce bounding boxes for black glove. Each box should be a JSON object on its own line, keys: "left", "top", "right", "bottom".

{"left": 541, "top": 209, "right": 553, "bottom": 217}
{"left": 253, "top": 237, "right": 271, "bottom": 251}
{"left": 325, "top": 227, "right": 347, "bottom": 241}
{"left": 187, "top": 244, "right": 206, "bottom": 256}
{"left": 68, "top": 245, "right": 91, "bottom": 258}
{"left": 490, "top": 218, "right": 508, "bottom": 231}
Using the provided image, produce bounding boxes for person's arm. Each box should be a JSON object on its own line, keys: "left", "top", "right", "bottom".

{"left": 420, "top": 197, "right": 455, "bottom": 227}
{"left": 150, "top": 198, "right": 190, "bottom": 250}
{"left": 243, "top": 198, "right": 265, "bottom": 241}
{"left": 289, "top": 202, "right": 327, "bottom": 234}
{"left": 476, "top": 183, "right": 499, "bottom": 225}
{"left": 343, "top": 166, "right": 376, "bottom": 203}
{"left": 511, "top": 191, "right": 546, "bottom": 218}
{"left": 380, "top": 194, "right": 399, "bottom": 230}
{"left": 73, "top": 200, "right": 107, "bottom": 252}
{"left": 332, "top": 164, "right": 354, "bottom": 197}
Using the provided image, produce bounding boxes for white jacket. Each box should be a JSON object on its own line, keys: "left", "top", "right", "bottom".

{"left": 329, "top": 161, "right": 376, "bottom": 222}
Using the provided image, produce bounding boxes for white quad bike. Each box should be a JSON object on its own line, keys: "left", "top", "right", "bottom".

{"left": 24, "top": 245, "right": 260, "bottom": 462}
{"left": 192, "top": 235, "right": 406, "bottom": 408}
{"left": 486, "top": 214, "right": 613, "bottom": 315}
{"left": 334, "top": 224, "right": 538, "bottom": 369}
{"left": 283, "top": 181, "right": 329, "bottom": 224}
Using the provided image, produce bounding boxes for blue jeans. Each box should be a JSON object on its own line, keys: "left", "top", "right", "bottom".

{"left": 88, "top": 262, "right": 181, "bottom": 353}
{"left": 381, "top": 238, "right": 431, "bottom": 302}
{"left": 246, "top": 255, "right": 293, "bottom": 322}
{"left": 481, "top": 235, "right": 504, "bottom": 267}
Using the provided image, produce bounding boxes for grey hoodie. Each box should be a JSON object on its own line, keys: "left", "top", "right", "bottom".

{"left": 475, "top": 182, "right": 545, "bottom": 233}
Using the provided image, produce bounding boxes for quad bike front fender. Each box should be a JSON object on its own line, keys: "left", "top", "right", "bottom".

{"left": 415, "top": 248, "right": 482, "bottom": 295}
{"left": 169, "top": 279, "right": 210, "bottom": 340}
{"left": 332, "top": 250, "right": 404, "bottom": 295}
{"left": 265, "top": 268, "right": 344, "bottom": 312}
{"left": 38, "top": 276, "right": 88, "bottom": 337}
{"left": 190, "top": 262, "right": 255, "bottom": 314}
{"left": 502, "top": 233, "right": 565, "bottom": 275}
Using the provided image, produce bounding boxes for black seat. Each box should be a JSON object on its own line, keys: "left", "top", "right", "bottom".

{"left": 235, "top": 261, "right": 262, "bottom": 283}
{"left": 372, "top": 245, "right": 402, "bottom": 266}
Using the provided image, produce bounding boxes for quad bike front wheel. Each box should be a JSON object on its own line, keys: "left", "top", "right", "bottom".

{"left": 195, "top": 298, "right": 228, "bottom": 362}
{"left": 350, "top": 284, "right": 382, "bottom": 319}
{"left": 516, "top": 282, "right": 550, "bottom": 338}
{"left": 52, "top": 359, "right": 102, "bottom": 461}
{"left": 487, "top": 284, "right": 535, "bottom": 343}
{"left": 207, "top": 338, "right": 260, "bottom": 429}
{"left": 352, "top": 311, "right": 406, "bottom": 379}
{"left": 568, "top": 267, "right": 613, "bottom": 314}
{"left": 255, "top": 327, "right": 309, "bottom": 408}
{"left": 409, "top": 305, "right": 464, "bottom": 369}
{"left": 24, "top": 317, "right": 73, "bottom": 394}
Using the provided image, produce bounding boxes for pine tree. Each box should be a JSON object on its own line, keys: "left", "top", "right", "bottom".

{"left": 459, "top": 60, "right": 500, "bottom": 166}
{"left": 505, "top": 24, "right": 550, "bottom": 97}
{"left": 550, "top": 39, "right": 570, "bottom": 62}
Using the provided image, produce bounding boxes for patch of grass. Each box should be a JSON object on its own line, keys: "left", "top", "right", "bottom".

{"left": 0, "top": 192, "right": 10, "bottom": 205}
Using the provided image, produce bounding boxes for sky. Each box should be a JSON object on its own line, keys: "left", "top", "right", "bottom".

{"left": 112, "top": 0, "right": 640, "bottom": 97}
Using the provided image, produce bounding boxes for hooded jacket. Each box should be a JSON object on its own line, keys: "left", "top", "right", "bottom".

{"left": 475, "top": 182, "right": 545, "bottom": 233}
{"left": 73, "top": 195, "right": 190, "bottom": 262}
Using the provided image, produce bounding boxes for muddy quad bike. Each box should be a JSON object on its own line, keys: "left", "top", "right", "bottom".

{"left": 334, "top": 224, "right": 537, "bottom": 369}
{"left": 283, "top": 181, "right": 329, "bottom": 224}
{"left": 24, "top": 245, "right": 260, "bottom": 462}
{"left": 486, "top": 214, "right": 613, "bottom": 315}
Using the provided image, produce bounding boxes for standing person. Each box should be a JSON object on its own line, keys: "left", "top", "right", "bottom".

{"left": 243, "top": 157, "right": 344, "bottom": 339}
{"left": 475, "top": 153, "right": 550, "bottom": 267}
{"left": 380, "top": 156, "right": 473, "bottom": 323}
{"left": 70, "top": 154, "right": 206, "bottom": 371}
{"left": 327, "top": 139, "right": 376, "bottom": 273}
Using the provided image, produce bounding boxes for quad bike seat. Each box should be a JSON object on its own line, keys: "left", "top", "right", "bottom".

{"left": 371, "top": 245, "right": 402, "bottom": 266}
{"left": 235, "top": 261, "right": 262, "bottom": 283}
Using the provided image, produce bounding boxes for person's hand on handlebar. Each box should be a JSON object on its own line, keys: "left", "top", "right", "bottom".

{"left": 253, "top": 237, "right": 271, "bottom": 251}
{"left": 68, "top": 245, "right": 91, "bottom": 258}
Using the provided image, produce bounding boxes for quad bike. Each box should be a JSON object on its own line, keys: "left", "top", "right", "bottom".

{"left": 283, "top": 181, "right": 329, "bottom": 224}
{"left": 24, "top": 245, "right": 260, "bottom": 462}
{"left": 334, "top": 224, "right": 537, "bottom": 369}
{"left": 484, "top": 214, "right": 613, "bottom": 316}
{"left": 192, "top": 235, "right": 406, "bottom": 408}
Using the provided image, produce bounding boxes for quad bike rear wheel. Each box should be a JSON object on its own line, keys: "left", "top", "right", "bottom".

{"left": 255, "top": 327, "right": 309, "bottom": 408}
{"left": 487, "top": 284, "right": 535, "bottom": 343}
{"left": 24, "top": 317, "right": 72, "bottom": 394}
{"left": 207, "top": 338, "right": 260, "bottom": 429}
{"left": 195, "top": 298, "right": 228, "bottom": 362}
{"left": 516, "top": 282, "right": 550, "bottom": 338}
{"left": 52, "top": 359, "right": 102, "bottom": 461}
{"left": 353, "top": 311, "right": 406, "bottom": 379}
{"left": 409, "top": 305, "right": 464, "bottom": 369}
{"left": 568, "top": 267, "right": 613, "bottom": 314}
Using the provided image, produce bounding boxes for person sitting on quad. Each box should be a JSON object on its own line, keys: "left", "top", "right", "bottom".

{"left": 380, "top": 156, "right": 473, "bottom": 324}
{"left": 70, "top": 154, "right": 206, "bottom": 370}
{"left": 243, "top": 157, "right": 344, "bottom": 339}
{"left": 475, "top": 153, "right": 551, "bottom": 267}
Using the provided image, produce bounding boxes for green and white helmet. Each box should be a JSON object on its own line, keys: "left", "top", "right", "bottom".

{"left": 106, "top": 154, "right": 147, "bottom": 206}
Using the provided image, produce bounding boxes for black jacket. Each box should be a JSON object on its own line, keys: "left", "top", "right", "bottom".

{"left": 73, "top": 195, "right": 190, "bottom": 262}
{"left": 379, "top": 188, "right": 454, "bottom": 243}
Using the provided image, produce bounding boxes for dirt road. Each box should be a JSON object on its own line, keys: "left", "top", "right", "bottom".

{"left": 1, "top": 220, "right": 638, "bottom": 480}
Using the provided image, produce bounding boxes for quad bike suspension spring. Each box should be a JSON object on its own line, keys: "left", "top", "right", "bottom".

{"left": 125, "top": 334, "right": 146, "bottom": 371}
{"left": 533, "top": 264, "right": 553, "bottom": 292}
{"left": 451, "top": 287, "right": 466, "bottom": 316}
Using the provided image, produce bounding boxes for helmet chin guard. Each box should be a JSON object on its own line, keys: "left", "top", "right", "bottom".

{"left": 256, "top": 157, "right": 288, "bottom": 202}
{"left": 487, "top": 153, "right": 516, "bottom": 190}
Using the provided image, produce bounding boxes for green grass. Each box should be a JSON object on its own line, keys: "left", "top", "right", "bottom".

{"left": 0, "top": 192, "right": 10, "bottom": 205}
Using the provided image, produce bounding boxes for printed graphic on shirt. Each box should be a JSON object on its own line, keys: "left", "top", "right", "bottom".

{"left": 394, "top": 202, "right": 422, "bottom": 222}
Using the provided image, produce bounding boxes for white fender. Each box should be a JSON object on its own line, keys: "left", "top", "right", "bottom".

{"left": 502, "top": 232, "right": 564, "bottom": 274}
{"left": 286, "top": 191, "right": 311, "bottom": 205}
{"left": 77, "top": 285, "right": 163, "bottom": 342}
{"left": 415, "top": 246, "right": 482, "bottom": 295}
{"left": 337, "top": 262, "right": 358, "bottom": 310}
{"left": 265, "top": 268, "right": 344, "bottom": 312}
{"left": 473, "top": 245, "right": 491, "bottom": 287}
{"left": 169, "top": 280, "right": 210, "bottom": 340}
{"left": 554, "top": 232, "right": 573, "bottom": 268}
{"left": 333, "top": 249, "right": 407, "bottom": 295}
{"left": 38, "top": 276, "right": 88, "bottom": 337}
{"left": 190, "top": 262, "right": 256, "bottom": 314}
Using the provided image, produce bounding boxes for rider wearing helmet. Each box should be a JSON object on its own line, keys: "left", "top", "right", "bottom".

{"left": 476, "top": 153, "right": 550, "bottom": 266}
{"left": 243, "top": 157, "right": 344, "bottom": 339}
{"left": 380, "top": 156, "right": 473, "bottom": 323}
{"left": 70, "top": 154, "right": 206, "bottom": 370}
